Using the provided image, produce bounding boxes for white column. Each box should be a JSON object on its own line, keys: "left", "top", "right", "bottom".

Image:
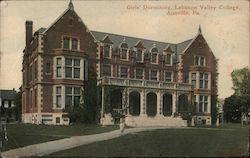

{"left": 101, "top": 86, "right": 105, "bottom": 118}
{"left": 172, "top": 91, "right": 177, "bottom": 117}
{"left": 208, "top": 95, "right": 211, "bottom": 114}
{"left": 157, "top": 91, "right": 162, "bottom": 116}
{"left": 140, "top": 90, "right": 146, "bottom": 116}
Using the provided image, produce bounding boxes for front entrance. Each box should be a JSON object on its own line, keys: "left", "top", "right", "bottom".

{"left": 146, "top": 92, "right": 157, "bottom": 117}
{"left": 129, "top": 91, "right": 140, "bottom": 116}
{"left": 110, "top": 90, "right": 122, "bottom": 123}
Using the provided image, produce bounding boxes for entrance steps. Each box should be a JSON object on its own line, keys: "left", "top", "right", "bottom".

{"left": 125, "top": 115, "right": 187, "bottom": 127}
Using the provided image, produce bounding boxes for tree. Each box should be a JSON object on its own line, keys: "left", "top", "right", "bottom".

{"left": 231, "top": 67, "right": 250, "bottom": 113}
{"left": 223, "top": 95, "right": 241, "bottom": 123}
{"left": 14, "top": 87, "right": 22, "bottom": 122}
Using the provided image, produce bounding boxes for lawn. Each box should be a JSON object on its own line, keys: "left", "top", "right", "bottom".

{"left": 1, "top": 123, "right": 118, "bottom": 151}
{"left": 50, "top": 123, "right": 249, "bottom": 157}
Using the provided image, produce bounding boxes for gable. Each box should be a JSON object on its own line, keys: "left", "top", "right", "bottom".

{"left": 182, "top": 33, "right": 216, "bottom": 59}
{"left": 134, "top": 41, "right": 145, "bottom": 49}
{"left": 102, "top": 35, "right": 114, "bottom": 44}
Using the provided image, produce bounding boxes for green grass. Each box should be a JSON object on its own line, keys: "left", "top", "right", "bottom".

{"left": 1, "top": 123, "right": 118, "bottom": 151}
{"left": 50, "top": 123, "right": 249, "bottom": 157}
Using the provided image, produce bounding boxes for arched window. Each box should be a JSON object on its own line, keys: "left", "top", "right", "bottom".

{"left": 129, "top": 91, "right": 140, "bottom": 116}
{"left": 151, "top": 47, "right": 158, "bottom": 64}
{"left": 120, "top": 43, "right": 128, "bottom": 60}
{"left": 146, "top": 92, "right": 157, "bottom": 116}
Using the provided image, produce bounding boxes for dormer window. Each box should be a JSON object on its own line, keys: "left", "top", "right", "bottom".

{"left": 120, "top": 43, "right": 128, "bottom": 60}
{"left": 62, "top": 36, "right": 79, "bottom": 50}
{"left": 136, "top": 49, "right": 143, "bottom": 62}
{"left": 103, "top": 45, "right": 111, "bottom": 58}
{"left": 194, "top": 56, "right": 205, "bottom": 66}
{"left": 165, "top": 54, "right": 172, "bottom": 65}
{"left": 151, "top": 47, "right": 158, "bottom": 64}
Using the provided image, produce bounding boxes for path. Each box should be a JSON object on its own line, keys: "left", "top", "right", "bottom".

{"left": 1, "top": 126, "right": 176, "bottom": 157}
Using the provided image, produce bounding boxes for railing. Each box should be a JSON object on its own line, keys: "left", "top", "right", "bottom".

{"left": 99, "top": 77, "right": 192, "bottom": 91}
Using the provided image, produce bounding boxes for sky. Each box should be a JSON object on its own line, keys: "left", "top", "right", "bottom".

{"left": 0, "top": 0, "right": 249, "bottom": 99}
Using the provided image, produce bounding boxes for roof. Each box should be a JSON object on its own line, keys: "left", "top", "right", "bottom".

{"left": 91, "top": 31, "right": 180, "bottom": 54}
{"left": 176, "top": 39, "right": 193, "bottom": 55}
{"left": 36, "top": 27, "right": 47, "bottom": 34}
{"left": 0, "top": 90, "right": 17, "bottom": 100}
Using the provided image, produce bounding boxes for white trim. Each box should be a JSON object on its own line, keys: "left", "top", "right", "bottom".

{"left": 164, "top": 71, "right": 173, "bottom": 82}
{"left": 119, "top": 65, "right": 129, "bottom": 78}
{"left": 149, "top": 69, "right": 158, "bottom": 81}
{"left": 135, "top": 67, "right": 144, "bottom": 80}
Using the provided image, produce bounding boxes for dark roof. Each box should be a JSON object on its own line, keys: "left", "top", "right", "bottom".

{"left": 0, "top": 90, "right": 17, "bottom": 100}
{"left": 91, "top": 31, "right": 193, "bottom": 56}
{"left": 91, "top": 31, "right": 178, "bottom": 54}
{"left": 33, "top": 27, "right": 193, "bottom": 57}
{"left": 36, "top": 27, "right": 47, "bottom": 34}
{"left": 176, "top": 39, "right": 193, "bottom": 55}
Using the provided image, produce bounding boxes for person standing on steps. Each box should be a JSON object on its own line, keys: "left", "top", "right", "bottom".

{"left": 119, "top": 117, "right": 125, "bottom": 133}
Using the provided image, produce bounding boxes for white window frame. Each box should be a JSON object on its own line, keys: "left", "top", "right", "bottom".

{"left": 102, "top": 64, "right": 112, "bottom": 77}
{"left": 53, "top": 85, "right": 82, "bottom": 110}
{"left": 55, "top": 86, "right": 62, "bottom": 109}
{"left": 54, "top": 57, "right": 84, "bottom": 80}
{"left": 65, "top": 86, "right": 81, "bottom": 108}
{"left": 198, "top": 95, "right": 208, "bottom": 113}
{"left": 194, "top": 55, "right": 206, "bottom": 66}
{"left": 151, "top": 53, "right": 158, "bottom": 64}
{"left": 120, "top": 48, "right": 129, "bottom": 60}
{"left": 191, "top": 72, "right": 197, "bottom": 88}
{"left": 150, "top": 69, "right": 158, "bottom": 81}
{"left": 136, "top": 48, "right": 144, "bottom": 63}
{"left": 119, "top": 66, "right": 129, "bottom": 78}
{"left": 65, "top": 58, "right": 81, "bottom": 79}
{"left": 199, "top": 72, "right": 209, "bottom": 89}
{"left": 164, "top": 71, "right": 173, "bottom": 82}
{"left": 62, "top": 36, "right": 80, "bottom": 51}
{"left": 165, "top": 53, "right": 172, "bottom": 65}
{"left": 135, "top": 68, "right": 144, "bottom": 80}
{"left": 103, "top": 44, "right": 112, "bottom": 59}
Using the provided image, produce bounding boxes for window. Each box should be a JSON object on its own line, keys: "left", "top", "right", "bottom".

{"left": 199, "top": 72, "right": 208, "bottom": 89}
{"left": 191, "top": 73, "right": 197, "bottom": 88}
{"left": 120, "top": 48, "right": 128, "bottom": 60}
{"left": 136, "top": 49, "right": 143, "bottom": 62}
{"left": 63, "top": 37, "right": 70, "bottom": 49}
{"left": 150, "top": 70, "right": 158, "bottom": 81}
{"left": 45, "top": 61, "right": 51, "bottom": 74}
{"left": 120, "top": 67, "right": 128, "bottom": 78}
{"left": 151, "top": 53, "right": 157, "bottom": 64}
{"left": 72, "top": 38, "right": 78, "bottom": 50}
{"left": 56, "top": 117, "right": 60, "bottom": 124}
{"left": 103, "top": 45, "right": 111, "bottom": 58}
{"left": 54, "top": 57, "right": 84, "bottom": 80}
{"left": 165, "top": 72, "right": 172, "bottom": 82}
{"left": 62, "top": 37, "right": 79, "bottom": 50}
{"left": 102, "top": 64, "right": 111, "bottom": 77}
{"left": 65, "top": 87, "right": 81, "bottom": 108}
{"left": 199, "top": 95, "right": 208, "bottom": 112}
{"left": 165, "top": 54, "right": 172, "bottom": 65}
{"left": 194, "top": 56, "right": 205, "bottom": 66}
{"left": 65, "top": 58, "right": 80, "bottom": 79}
{"left": 56, "top": 58, "right": 62, "bottom": 78}
{"left": 56, "top": 86, "right": 62, "bottom": 108}
{"left": 135, "top": 68, "right": 143, "bottom": 79}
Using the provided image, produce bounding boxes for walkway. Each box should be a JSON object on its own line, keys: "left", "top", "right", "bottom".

{"left": 1, "top": 126, "right": 177, "bottom": 157}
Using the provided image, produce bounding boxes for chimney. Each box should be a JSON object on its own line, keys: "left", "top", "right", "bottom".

{"left": 25, "top": 21, "right": 33, "bottom": 46}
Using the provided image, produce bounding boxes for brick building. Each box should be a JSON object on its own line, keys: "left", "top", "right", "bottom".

{"left": 22, "top": 1, "right": 218, "bottom": 126}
